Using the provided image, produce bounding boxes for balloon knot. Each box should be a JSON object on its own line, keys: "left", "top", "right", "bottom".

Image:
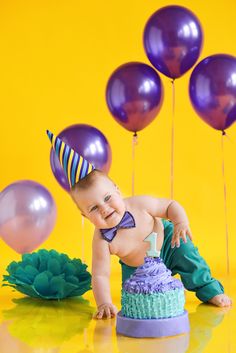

{"left": 222, "top": 130, "right": 226, "bottom": 136}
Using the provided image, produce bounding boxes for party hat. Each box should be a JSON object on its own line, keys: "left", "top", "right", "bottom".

{"left": 47, "top": 130, "right": 95, "bottom": 188}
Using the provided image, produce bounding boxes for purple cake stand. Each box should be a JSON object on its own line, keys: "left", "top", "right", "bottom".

{"left": 116, "top": 310, "right": 190, "bottom": 338}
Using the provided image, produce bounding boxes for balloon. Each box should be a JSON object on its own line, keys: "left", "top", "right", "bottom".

{"left": 106, "top": 62, "right": 163, "bottom": 133}
{"left": 0, "top": 180, "right": 57, "bottom": 254}
{"left": 143, "top": 5, "right": 203, "bottom": 79}
{"left": 189, "top": 54, "right": 236, "bottom": 131}
{"left": 50, "top": 124, "right": 112, "bottom": 191}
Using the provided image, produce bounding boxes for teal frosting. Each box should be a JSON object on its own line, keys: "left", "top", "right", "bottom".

{"left": 121, "top": 288, "right": 185, "bottom": 319}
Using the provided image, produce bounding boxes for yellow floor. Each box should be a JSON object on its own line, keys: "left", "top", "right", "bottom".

{"left": 0, "top": 275, "right": 235, "bottom": 353}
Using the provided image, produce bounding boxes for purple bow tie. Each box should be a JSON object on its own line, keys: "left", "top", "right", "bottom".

{"left": 100, "top": 211, "right": 136, "bottom": 242}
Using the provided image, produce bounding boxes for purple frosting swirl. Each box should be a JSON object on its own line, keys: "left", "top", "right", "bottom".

{"left": 123, "top": 257, "right": 184, "bottom": 294}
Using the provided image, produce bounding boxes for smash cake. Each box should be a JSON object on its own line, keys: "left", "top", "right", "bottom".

{"left": 116, "top": 256, "right": 190, "bottom": 338}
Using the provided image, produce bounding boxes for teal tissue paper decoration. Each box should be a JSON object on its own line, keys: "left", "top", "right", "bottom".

{"left": 2, "top": 249, "right": 92, "bottom": 299}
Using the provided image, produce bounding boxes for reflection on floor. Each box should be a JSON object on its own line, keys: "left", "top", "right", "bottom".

{"left": 0, "top": 276, "right": 235, "bottom": 353}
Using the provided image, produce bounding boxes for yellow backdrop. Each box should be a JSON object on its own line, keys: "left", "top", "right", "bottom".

{"left": 0, "top": 0, "right": 236, "bottom": 281}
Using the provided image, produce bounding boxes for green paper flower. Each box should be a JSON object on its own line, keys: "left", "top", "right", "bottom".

{"left": 2, "top": 249, "right": 92, "bottom": 299}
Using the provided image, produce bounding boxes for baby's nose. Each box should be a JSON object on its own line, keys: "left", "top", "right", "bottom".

{"left": 100, "top": 204, "right": 109, "bottom": 216}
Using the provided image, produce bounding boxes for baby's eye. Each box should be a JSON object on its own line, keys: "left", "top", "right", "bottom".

{"left": 104, "top": 195, "right": 111, "bottom": 202}
{"left": 90, "top": 205, "right": 98, "bottom": 212}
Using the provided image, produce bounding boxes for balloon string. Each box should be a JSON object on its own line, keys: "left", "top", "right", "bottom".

{"left": 221, "top": 131, "right": 229, "bottom": 275}
{"left": 170, "top": 79, "right": 175, "bottom": 199}
{"left": 81, "top": 215, "right": 85, "bottom": 263}
{"left": 132, "top": 132, "right": 138, "bottom": 196}
{"left": 83, "top": 328, "right": 88, "bottom": 348}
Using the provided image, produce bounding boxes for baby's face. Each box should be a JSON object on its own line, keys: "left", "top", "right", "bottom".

{"left": 72, "top": 177, "right": 126, "bottom": 229}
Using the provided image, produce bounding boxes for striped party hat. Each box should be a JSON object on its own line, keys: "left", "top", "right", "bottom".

{"left": 47, "top": 130, "right": 95, "bottom": 188}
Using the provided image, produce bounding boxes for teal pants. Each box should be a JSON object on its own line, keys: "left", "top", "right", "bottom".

{"left": 120, "top": 220, "right": 224, "bottom": 302}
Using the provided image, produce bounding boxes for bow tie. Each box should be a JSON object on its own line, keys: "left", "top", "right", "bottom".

{"left": 100, "top": 211, "right": 136, "bottom": 242}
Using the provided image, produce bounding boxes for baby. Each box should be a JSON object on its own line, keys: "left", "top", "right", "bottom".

{"left": 70, "top": 169, "right": 232, "bottom": 319}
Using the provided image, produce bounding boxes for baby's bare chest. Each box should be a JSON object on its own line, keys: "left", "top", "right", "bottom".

{"left": 108, "top": 211, "right": 154, "bottom": 257}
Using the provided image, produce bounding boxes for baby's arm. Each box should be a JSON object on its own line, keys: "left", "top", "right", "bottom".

{"left": 92, "top": 230, "right": 118, "bottom": 319}
{"left": 165, "top": 199, "right": 193, "bottom": 248}
{"left": 137, "top": 196, "right": 192, "bottom": 248}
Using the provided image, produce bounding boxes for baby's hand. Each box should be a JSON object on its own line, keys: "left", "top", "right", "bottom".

{"left": 93, "top": 303, "right": 118, "bottom": 320}
{"left": 171, "top": 222, "right": 193, "bottom": 248}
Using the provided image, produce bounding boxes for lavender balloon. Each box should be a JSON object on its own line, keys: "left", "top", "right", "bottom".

{"left": 189, "top": 54, "right": 236, "bottom": 131}
{"left": 0, "top": 180, "right": 57, "bottom": 254}
{"left": 50, "top": 124, "right": 112, "bottom": 191}
{"left": 106, "top": 62, "right": 163, "bottom": 133}
{"left": 143, "top": 5, "right": 203, "bottom": 79}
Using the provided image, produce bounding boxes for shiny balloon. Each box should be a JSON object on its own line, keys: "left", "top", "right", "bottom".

{"left": 0, "top": 180, "right": 57, "bottom": 254}
{"left": 189, "top": 54, "right": 236, "bottom": 131}
{"left": 106, "top": 62, "right": 163, "bottom": 132}
{"left": 143, "top": 5, "right": 203, "bottom": 79}
{"left": 50, "top": 124, "right": 112, "bottom": 191}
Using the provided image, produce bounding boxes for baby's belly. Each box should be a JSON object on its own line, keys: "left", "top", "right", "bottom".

{"left": 118, "top": 242, "right": 150, "bottom": 267}
{"left": 112, "top": 231, "right": 164, "bottom": 267}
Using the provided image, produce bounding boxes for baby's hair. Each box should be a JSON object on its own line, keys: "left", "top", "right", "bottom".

{"left": 71, "top": 169, "right": 111, "bottom": 192}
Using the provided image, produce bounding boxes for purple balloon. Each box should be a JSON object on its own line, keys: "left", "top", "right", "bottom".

{"left": 0, "top": 180, "right": 57, "bottom": 254}
{"left": 143, "top": 5, "right": 203, "bottom": 79}
{"left": 50, "top": 124, "right": 112, "bottom": 191}
{"left": 189, "top": 54, "right": 236, "bottom": 131}
{"left": 106, "top": 62, "right": 163, "bottom": 133}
